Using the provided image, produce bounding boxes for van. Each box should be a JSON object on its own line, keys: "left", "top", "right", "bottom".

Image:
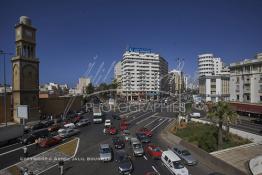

{"left": 161, "top": 150, "right": 189, "bottom": 175}
{"left": 130, "top": 137, "right": 144, "bottom": 156}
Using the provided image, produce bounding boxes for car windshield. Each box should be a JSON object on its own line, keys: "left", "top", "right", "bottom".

{"left": 119, "top": 155, "right": 129, "bottom": 162}
{"left": 173, "top": 161, "right": 184, "bottom": 169}
{"left": 153, "top": 147, "right": 161, "bottom": 152}
{"left": 100, "top": 148, "right": 110, "bottom": 154}
{"left": 133, "top": 143, "right": 142, "bottom": 149}
{"left": 182, "top": 150, "right": 191, "bottom": 156}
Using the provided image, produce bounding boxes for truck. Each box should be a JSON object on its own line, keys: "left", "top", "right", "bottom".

{"left": 190, "top": 112, "right": 201, "bottom": 118}
{"left": 0, "top": 125, "right": 24, "bottom": 147}
{"left": 93, "top": 106, "right": 103, "bottom": 124}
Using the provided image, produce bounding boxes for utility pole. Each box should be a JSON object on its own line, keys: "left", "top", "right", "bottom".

{"left": 0, "top": 50, "right": 12, "bottom": 127}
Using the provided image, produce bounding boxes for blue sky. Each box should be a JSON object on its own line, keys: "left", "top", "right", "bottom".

{"left": 0, "top": 0, "right": 262, "bottom": 87}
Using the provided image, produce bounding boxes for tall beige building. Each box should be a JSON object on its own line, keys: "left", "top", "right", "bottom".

{"left": 76, "top": 77, "right": 91, "bottom": 95}
{"left": 168, "top": 69, "right": 185, "bottom": 94}
{"left": 12, "top": 16, "right": 40, "bottom": 122}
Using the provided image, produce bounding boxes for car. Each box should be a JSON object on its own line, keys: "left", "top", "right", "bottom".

{"left": 130, "top": 137, "right": 144, "bottom": 156}
{"left": 72, "top": 115, "right": 82, "bottom": 124}
{"left": 208, "top": 173, "right": 226, "bottom": 175}
{"left": 48, "top": 124, "right": 61, "bottom": 132}
{"left": 21, "top": 128, "right": 50, "bottom": 144}
{"left": 121, "top": 129, "right": 131, "bottom": 142}
{"left": 104, "top": 119, "right": 111, "bottom": 127}
{"left": 173, "top": 145, "right": 198, "bottom": 165}
{"left": 115, "top": 150, "right": 133, "bottom": 174}
{"left": 144, "top": 144, "right": 162, "bottom": 159}
{"left": 38, "top": 136, "right": 62, "bottom": 147}
{"left": 136, "top": 133, "right": 151, "bottom": 143}
{"left": 106, "top": 126, "right": 117, "bottom": 135}
{"left": 64, "top": 123, "right": 76, "bottom": 129}
{"left": 41, "top": 120, "right": 54, "bottom": 127}
{"left": 75, "top": 118, "right": 91, "bottom": 127}
{"left": 99, "top": 144, "right": 112, "bottom": 162}
{"left": 120, "top": 122, "right": 128, "bottom": 131}
{"left": 58, "top": 128, "right": 80, "bottom": 138}
{"left": 112, "top": 136, "right": 125, "bottom": 149}
{"left": 112, "top": 114, "right": 121, "bottom": 120}
{"left": 161, "top": 150, "right": 189, "bottom": 175}
{"left": 138, "top": 127, "right": 152, "bottom": 137}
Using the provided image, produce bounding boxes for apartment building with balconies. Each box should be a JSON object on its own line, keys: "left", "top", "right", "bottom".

{"left": 229, "top": 53, "right": 262, "bottom": 103}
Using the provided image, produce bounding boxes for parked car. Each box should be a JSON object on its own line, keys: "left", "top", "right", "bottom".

{"left": 161, "top": 150, "right": 189, "bottom": 175}
{"left": 41, "top": 120, "right": 54, "bottom": 127}
{"left": 190, "top": 112, "right": 201, "bottom": 118}
{"left": 138, "top": 127, "right": 152, "bottom": 137}
{"left": 39, "top": 136, "right": 62, "bottom": 148}
{"left": 130, "top": 137, "right": 144, "bottom": 156}
{"left": 58, "top": 128, "right": 80, "bottom": 138}
{"left": 21, "top": 128, "right": 49, "bottom": 144}
{"left": 112, "top": 114, "right": 121, "bottom": 120}
{"left": 75, "top": 118, "right": 91, "bottom": 127}
{"left": 173, "top": 145, "right": 198, "bottom": 165}
{"left": 99, "top": 144, "right": 112, "bottom": 162}
{"left": 144, "top": 144, "right": 162, "bottom": 159}
{"left": 64, "top": 123, "right": 76, "bottom": 129}
{"left": 112, "top": 136, "right": 125, "bottom": 149}
{"left": 48, "top": 124, "right": 61, "bottom": 132}
{"left": 136, "top": 133, "right": 151, "bottom": 143}
{"left": 115, "top": 150, "right": 133, "bottom": 174}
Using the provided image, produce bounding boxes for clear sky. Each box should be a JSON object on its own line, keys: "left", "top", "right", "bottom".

{"left": 0, "top": 0, "right": 262, "bottom": 87}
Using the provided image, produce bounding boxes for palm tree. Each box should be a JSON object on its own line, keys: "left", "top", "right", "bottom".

{"left": 207, "top": 101, "right": 239, "bottom": 150}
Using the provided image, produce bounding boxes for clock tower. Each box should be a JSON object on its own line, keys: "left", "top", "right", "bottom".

{"left": 12, "top": 16, "right": 40, "bottom": 123}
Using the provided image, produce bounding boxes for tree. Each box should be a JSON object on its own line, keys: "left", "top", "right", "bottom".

{"left": 85, "top": 83, "right": 94, "bottom": 94}
{"left": 207, "top": 101, "right": 239, "bottom": 150}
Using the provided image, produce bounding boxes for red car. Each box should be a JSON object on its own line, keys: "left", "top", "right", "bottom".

{"left": 120, "top": 122, "right": 128, "bottom": 131}
{"left": 39, "top": 136, "right": 62, "bottom": 148}
{"left": 48, "top": 124, "right": 61, "bottom": 132}
{"left": 144, "top": 144, "right": 162, "bottom": 159}
{"left": 138, "top": 127, "right": 152, "bottom": 137}
{"left": 106, "top": 126, "right": 117, "bottom": 135}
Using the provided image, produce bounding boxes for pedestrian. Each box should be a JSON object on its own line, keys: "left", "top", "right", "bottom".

{"left": 23, "top": 146, "right": 28, "bottom": 158}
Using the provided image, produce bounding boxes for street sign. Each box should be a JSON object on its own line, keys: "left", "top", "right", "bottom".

{"left": 17, "top": 105, "right": 28, "bottom": 119}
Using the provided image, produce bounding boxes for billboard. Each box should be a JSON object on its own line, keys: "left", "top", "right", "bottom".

{"left": 17, "top": 105, "right": 28, "bottom": 119}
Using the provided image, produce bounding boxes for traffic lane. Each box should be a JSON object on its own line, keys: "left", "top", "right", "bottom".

{"left": 0, "top": 142, "right": 24, "bottom": 154}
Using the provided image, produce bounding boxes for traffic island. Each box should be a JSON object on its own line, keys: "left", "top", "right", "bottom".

{"left": 0, "top": 137, "right": 79, "bottom": 175}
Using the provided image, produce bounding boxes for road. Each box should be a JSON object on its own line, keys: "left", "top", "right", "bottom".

{"left": 0, "top": 102, "right": 221, "bottom": 175}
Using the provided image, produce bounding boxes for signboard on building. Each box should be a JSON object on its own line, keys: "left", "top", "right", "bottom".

{"left": 17, "top": 105, "right": 28, "bottom": 119}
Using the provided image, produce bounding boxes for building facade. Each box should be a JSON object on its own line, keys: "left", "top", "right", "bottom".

{"left": 229, "top": 53, "right": 262, "bottom": 103}
{"left": 12, "top": 16, "right": 40, "bottom": 122}
{"left": 120, "top": 48, "right": 168, "bottom": 100}
{"left": 76, "top": 77, "right": 91, "bottom": 95}
{"left": 168, "top": 69, "right": 185, "bottom": 95}
{"left": 199, "top": 75, "right": 230, "bottom": 102}
{"left": 114, "top": 61, "right": 122, "bottom": 94}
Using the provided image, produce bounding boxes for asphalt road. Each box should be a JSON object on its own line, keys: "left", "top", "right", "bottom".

{"left": 0, "top": 102, "right": 222, "bottom": 175}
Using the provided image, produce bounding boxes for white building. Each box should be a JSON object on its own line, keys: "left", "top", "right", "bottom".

{"left": 229, "top": 53, "right": 262, "bottom": 103}
{"left": 198, "top": 53, "right": 230, "bottom": 102}
{"left": 76, "top": 77, "right": 91, "bottom": 95}
{"left": 120, "top": 48, "right": 168, "bottom": 100}
{"left": 168, "top": 69, "right": 185, "bottom": 94}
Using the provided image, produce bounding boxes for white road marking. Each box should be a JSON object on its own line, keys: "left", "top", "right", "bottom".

{"left": 0, "top": 142, "right": 36, "bottom": 156}
{"left": 152, "top": 165, "right": 160, "bottom": 175}
{"left": 128, "top": 112, "right": 153, "bottom": 122}
{"left": 136, "top": 115, "right": 156, "bottom": 125}
{"left": 0, "top": 143, "right": 20, "bottom": 150}
{"left": 159, "top": 118, "right": 162, "bottom": 121}
{"left": 151, "top": 119, "right": 167, "bottom": 132}
{"left": 144, "top": 117, "right": 159, "bottom": 127}
{"left": 143, "top": 155, "right": 148, "bottom": 160}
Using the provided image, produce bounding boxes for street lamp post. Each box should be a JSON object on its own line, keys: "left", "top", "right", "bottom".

{"left": 0, "top": 50, "right": 12, "bottom": 127}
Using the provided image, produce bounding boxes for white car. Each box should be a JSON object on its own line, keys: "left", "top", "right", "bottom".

{"left": 104, "top": 119, "right": 111, "bottom": 127}
{"left": 161, "top": 150, "right": 189, "bottom": 175}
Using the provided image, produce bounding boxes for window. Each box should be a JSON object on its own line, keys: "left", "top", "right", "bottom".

{"left": 260, "top": 96, "right": 262, "bottom": 102}
{"left": 164, "top": 156, "right": 168, "bottom": 161}
{"left": 237, "top": 95, "right": 239, "bottom": 100}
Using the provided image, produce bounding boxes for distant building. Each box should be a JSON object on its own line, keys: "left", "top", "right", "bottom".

{"left": 39, "top": 82, "right": 69, "bottom": 98}
{"left": 114, "top": 61, "right": 122, "bottom": 94}
{"left": 120, "top": 48, "right": 168, "bottom": 100}
{"left": 229, "top": 53, "right": 262, "bottom": 103}
{"left": 76, "top": 77, "right": 91, "bottom": 95}
{"left": 168, "top": 69, "right": 185, "bottom": 94}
